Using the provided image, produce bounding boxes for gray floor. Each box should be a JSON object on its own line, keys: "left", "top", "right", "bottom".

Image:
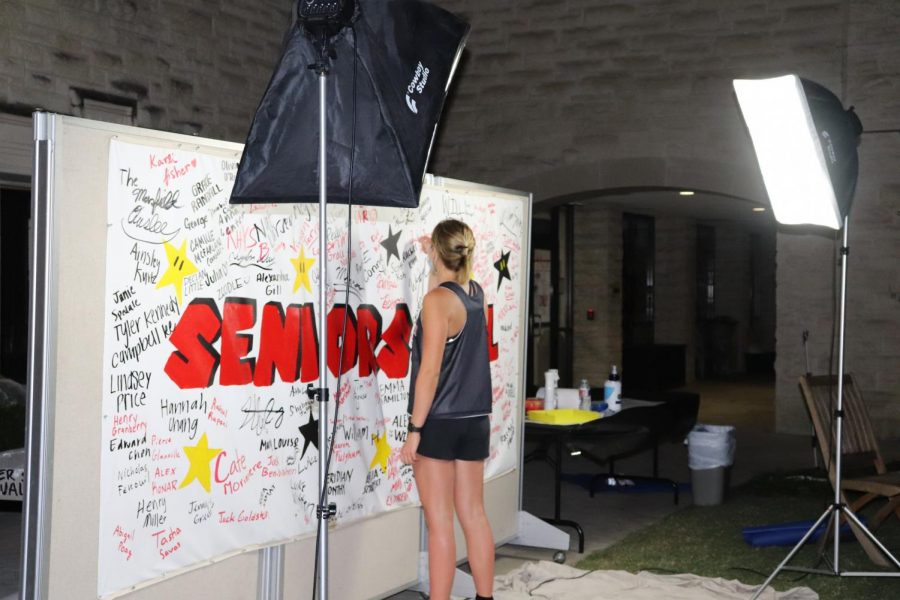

{"left": 2, "top": 378, "right": 893, "bottom": 599}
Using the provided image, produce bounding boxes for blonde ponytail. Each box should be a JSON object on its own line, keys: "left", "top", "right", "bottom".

{"left": 431, "top": 219, "right": 476, "bottom": 284}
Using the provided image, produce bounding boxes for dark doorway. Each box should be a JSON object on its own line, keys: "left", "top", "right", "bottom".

{"left": 0, "top": 185, "right": 29, "bottom": 519}
{"left": 622, "top": 213, "right": 655, "bottom": 348}
{"left": 527, "top": 217, "right": 555, "bottom": 395}
{"left": 695, "top": 223, "right": 739, "bottom": 378}
{"left": 1, "top": 187, "right": 30, "bottom": 384}
{"left": 623, "top": 213, "right": 685, "bottom": 391}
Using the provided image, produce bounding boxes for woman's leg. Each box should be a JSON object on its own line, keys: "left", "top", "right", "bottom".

{"left": 454, "top": 459, "right": 494, "bottom": 597}
{"left": 413, "top": 455, "right": 457, "bottom": 600}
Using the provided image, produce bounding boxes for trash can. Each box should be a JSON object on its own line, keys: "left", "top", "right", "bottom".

{"left": 687, "top": 424, "right": 736, "bottom": 506}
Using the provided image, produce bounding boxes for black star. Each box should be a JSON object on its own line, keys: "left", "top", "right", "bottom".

{"left": 494, "top": 250, "right": 512, "bottom": 290}
{"left": 298, "top": 411, "right": 319, "bottom": 460}
{"left": 380, "top": 225, "right": 402, "bottom": 265}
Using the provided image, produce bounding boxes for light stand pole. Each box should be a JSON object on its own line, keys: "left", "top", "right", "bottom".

{"left": 309, "top": 37, "right": 337, "bottom": 600}
{"left": 304, "top": 25, "right": 353, "bottom": 599}
{"left": 751, "top": 215, "right": 900, "bottom": 599}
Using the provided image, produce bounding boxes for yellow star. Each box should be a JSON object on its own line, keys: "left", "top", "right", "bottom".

{"left": 179, "top": 433, "right": 222, "bottom": 493}
{"left": 369, "top": 432, "right": 392, "bottom": 474}
{"left": 291, "top": 245, "right": 316, "bottom": 293}
{"left": 156, "top": 240, "right": 198, "bottom": 305}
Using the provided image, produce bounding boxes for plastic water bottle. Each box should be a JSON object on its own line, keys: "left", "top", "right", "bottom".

{"left": 604, "top": 365, "right": 621, "bottom": 412}
{"left": 578, "top": 379, "right": 591, "bottom": 410}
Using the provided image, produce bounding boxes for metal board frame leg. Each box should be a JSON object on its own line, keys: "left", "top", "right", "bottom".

{"left": 21, "top": 110, "right": 56, "bottom": 600}
{"left": 257, "top": 545, "right": 284, "bottom": 600}
{"left": 509, "top": 511, "right": 570, "bottom": 551}
{"left": 450, "top": 568, "right": 476, "bottom": 598}
{"left": 409, "top": 550, "right": 430, "bottom": 593}
{"left": 409, "top": 551, "right": 476, "bottom": 598}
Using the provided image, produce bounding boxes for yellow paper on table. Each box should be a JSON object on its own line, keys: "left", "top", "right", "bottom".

{"left": 527, "top": 409, "right": 601, "bottom": 425}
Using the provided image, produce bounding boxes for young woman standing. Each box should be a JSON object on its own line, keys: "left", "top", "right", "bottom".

{"left": 399, "top": 219, "right": 494, "bottom": 600}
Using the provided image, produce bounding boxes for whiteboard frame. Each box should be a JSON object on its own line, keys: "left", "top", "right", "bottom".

{"left": 21, "top": 113, "right": 532, "bottom": 600}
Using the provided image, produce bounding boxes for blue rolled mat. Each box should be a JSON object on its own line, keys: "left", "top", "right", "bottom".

{"left": 742, "top": 517, "right": 866, "bottom": 547}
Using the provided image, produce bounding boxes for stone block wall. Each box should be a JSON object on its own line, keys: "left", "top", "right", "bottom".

{"left": 572, "top": 203, "right": 622, "bottom": 385}
{"left": 432, "top": 0, "right": 852, "bottom": 196}
{"left": 0, "top": 0, "right": 291, "bottom": 141}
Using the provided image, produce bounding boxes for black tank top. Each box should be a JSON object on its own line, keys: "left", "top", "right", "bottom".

{"left": 408, "top": 280, "right": 493, "bottom": 419}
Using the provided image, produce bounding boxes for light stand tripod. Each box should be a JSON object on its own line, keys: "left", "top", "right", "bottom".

{"left": 751, "top": 215, "right": 900, "bottom": 599}
{"left": 230, "top": 2, "right": 469, "bottom": 597}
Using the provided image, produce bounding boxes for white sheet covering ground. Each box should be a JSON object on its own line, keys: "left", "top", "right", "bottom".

{"left": 493, "top": 561, "right": 818, "bottom": 600}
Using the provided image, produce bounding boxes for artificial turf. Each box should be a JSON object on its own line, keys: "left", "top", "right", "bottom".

{"left": 576, "top": 471, "right": 900, "bottom": 600}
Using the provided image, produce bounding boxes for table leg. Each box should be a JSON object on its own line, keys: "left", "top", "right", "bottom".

{"left": 554, "top": 433, "right": 562, "bottom": 520}
{"left": 538, "top": 434, "right": 585, "bottom": 553}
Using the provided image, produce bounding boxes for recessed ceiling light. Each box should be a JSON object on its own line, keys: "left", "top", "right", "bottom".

{"left": 752, "top": 207, "right": 766, "bottom": 212}
{"left": 679, "top": 190, "right": 695, "bottom": 196}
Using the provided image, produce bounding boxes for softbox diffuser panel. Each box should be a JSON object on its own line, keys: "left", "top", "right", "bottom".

{"left": 733, "top": 74, "right": 862, "bottom": 229}
{"left": 230, "top": 0, "right": 469, "bottom": 208}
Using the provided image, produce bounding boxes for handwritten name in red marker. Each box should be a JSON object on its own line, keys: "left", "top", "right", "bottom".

{"left": 152, "top": 526, "right": 182, "bottom": 559}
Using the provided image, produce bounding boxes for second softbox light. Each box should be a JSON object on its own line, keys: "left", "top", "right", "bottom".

{"left": 230, "top": 0, "right": 469, "bottom": 208}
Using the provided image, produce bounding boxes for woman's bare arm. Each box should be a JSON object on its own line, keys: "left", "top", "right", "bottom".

{"left": 409, "top": 290, "right": 451, "bottom": 427}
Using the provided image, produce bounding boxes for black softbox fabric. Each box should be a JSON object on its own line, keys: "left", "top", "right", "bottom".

{"left": 230, "top": 0, "right": 469, "bottom": 208}
{"left": 801, "top": 78, "right": 863, "bottom": 220}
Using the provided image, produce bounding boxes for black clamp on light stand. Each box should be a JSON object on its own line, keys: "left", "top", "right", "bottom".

{"left": 306, "top": 383, "right": 330, "bottom": 403}
{"left": 305, "top": 384, "right": 336, "bottom": 520}
{"left": 317, "top": 503, "right": 337, "bottom": 520}
{"left": 307, "top": 30, "right": 337, "bottom": 76}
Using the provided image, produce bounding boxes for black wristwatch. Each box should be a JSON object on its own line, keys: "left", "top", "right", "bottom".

{"left": 407, "top": 420, "right": 424, "bottom": 433}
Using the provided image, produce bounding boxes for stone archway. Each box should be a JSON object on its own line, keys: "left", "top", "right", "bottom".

{"left": 508, "top": 155, "right": 767, "bottom": 206}
{"left": 517, "top": 156, "right": 777, "bottom": 395}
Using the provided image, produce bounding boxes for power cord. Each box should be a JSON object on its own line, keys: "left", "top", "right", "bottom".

{"left": 638, "top": 563, "right": 814, "bottom": 583}
{"left": 524, "top": 569, "right": 595, "bottom": 597}
{"left": 727, "top": 564, "right": 814, "bottom": 583}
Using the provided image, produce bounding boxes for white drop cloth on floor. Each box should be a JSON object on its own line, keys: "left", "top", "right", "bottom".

{"left": 492, "top": 561, "right": 817, "bottom": 600}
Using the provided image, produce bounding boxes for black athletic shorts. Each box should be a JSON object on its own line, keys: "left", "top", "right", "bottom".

{"left": 416, "top": 415, "right": 490, "bottom": 461}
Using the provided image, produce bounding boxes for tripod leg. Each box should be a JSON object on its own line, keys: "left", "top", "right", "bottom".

{"left": 842, "top": 507, "right": 900, "bottom": 570}
{"left": 750, "top": 506, "right": 834, "bottom": 600}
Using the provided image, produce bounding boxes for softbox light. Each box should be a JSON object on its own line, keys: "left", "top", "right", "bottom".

{"left": 230, "top": 0, "right": 469, "bottom": 208}
{"left": 733, "top": 74, "right": 862, "bottom": 229}
{"left": 733, "top": 76, "right": 900, "bottom": 597}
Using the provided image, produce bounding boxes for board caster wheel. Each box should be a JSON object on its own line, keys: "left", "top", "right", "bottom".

{"left": 553, "top": 551, "right": 566, "bottom": 564}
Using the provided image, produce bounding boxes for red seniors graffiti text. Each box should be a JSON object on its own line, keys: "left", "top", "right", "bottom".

{"left": 163, "top": 298, "right": 499, "bottom": 389}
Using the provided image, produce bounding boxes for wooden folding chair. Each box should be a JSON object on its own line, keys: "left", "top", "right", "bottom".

{"left": 799, "top": 374, "right": 900, "bottom": 566}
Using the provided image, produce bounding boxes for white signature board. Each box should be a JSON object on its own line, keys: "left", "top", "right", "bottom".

{"left": 97, "top": 140, "right": 525, "bottom": 596}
